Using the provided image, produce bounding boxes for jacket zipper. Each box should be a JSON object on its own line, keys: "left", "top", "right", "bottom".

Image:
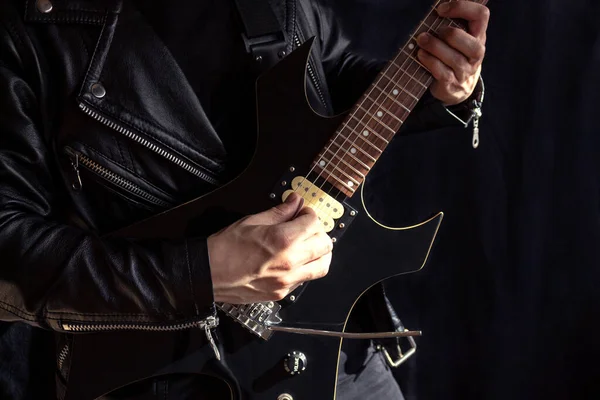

{"left": 57, "top": 342, "right": 70, "bottom": 371}
{"left": 61, "top": 316, "right": 221, "bottom": 360}
{"left": 293, "top": 33, "right": 329, "bottom": 112}
{"left": 78, "top": 103, "right": 220, "bottom": 186}
{"left": 65, "top": 147, "right": 173, "bottom": 209}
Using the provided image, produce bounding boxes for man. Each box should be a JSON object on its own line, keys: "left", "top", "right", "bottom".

{"left": 0, "top": 0, "right": 489, "bottom": 398}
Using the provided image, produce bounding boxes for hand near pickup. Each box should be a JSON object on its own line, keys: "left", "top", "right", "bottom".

{"left": 208, "top": 193, "right": 333, "bottom": 304}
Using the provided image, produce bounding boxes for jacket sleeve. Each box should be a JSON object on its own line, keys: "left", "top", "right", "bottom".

{"left": 0, "top": 23, "right": 214, "bottom": 332}
{"left": 310, "top": 0, "right": 471, "bottom": 132}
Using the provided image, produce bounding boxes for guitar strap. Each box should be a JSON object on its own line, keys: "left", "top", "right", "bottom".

{"left": 232, "top": 0, "right": 289, "bottom": 73}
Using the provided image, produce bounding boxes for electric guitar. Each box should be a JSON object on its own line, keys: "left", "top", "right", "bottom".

{"left": 64, "top": 1, "right": 486, "bottom": 398}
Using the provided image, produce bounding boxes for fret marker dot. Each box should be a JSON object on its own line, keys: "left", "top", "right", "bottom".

{"left": 348, "top": 181, "right": 354, "bottom": 188}
{"left": 377, "top": 111, "right": 383, "bottom": 117}
{"left": 351, "top": 148, "right": 357, "bottom": 154}
{"left": 363, "top": 130, "right": 369, "bottom": 137}
{"left": 408, "top": 43, "right": 415, "bottom": 50}
{"left": 393, "top": 89, "right": 399, "bottom": 96}
{"left": 319, "top": 160, "right": 326, "bottom": 167}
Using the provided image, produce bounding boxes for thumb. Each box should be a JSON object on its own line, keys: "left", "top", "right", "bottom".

{"left": 249, "top": 192, "right": 304, "bottom": 225}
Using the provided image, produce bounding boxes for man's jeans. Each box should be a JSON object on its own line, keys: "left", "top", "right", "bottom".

{"left": 103, "top": 342, "right": 404, "bottom": 399}
{"left": 336, "top": 340, "right": 405, "bottom": 400}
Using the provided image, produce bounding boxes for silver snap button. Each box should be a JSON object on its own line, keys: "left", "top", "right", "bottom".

{"left": 36, "top": 0, "right": 53, "bottom": 13}
{"left": 91, "top": 83, "right": 106, "bottom": 99}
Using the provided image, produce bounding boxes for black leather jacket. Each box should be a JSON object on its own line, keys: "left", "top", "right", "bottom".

{"left": 0, "top": 0, "right": 474, "bottom": 398}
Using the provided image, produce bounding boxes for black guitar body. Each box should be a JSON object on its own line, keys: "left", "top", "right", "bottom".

{"left": 64, "top": 39, "right": 442, "bottom": 400}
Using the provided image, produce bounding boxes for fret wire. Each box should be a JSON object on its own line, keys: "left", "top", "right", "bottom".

{"left": 346, "top": 113, "right": 395, "bottom": 140}
{"left": 382, "top": 64, "right": 423, "bottom": 102}
{"left": 340, "top": 113, "right": 396, "bottom": 142}
{"left": 367, "top": 87, "right": 412, "bottom": 113}
{"left": 362, "top": 93, "right": 409, "bottom": 124}
{"left": 350, "top": 110, "right": 397, "bottom": 135}
{"left": 315, "top": 153, "right": 366, "bottom": 179}
{"left": 355, "top": 103, "right": 403, "bottom": 127}
{"left": 329, "top": 137, "right": 377, "bottom": 162}
{"left": 346, "top": 111, "right": 393, "bottom": 143}
{"left": 316, "top": 162, "right": 360, "bottom": 185}
{"left": 395, "top": 51, "right": 430, "bottom": 77}
{"left": 337, "top": 128, "right": 385, "bottom": 153}
{"left": 307, "top": 0, "right": 486, "bottom": 200}
{"left": 323, "top": 147, "right": 372, "bottom": 171}
{"left": 319, "top": 170, "right": 357, "bottom": 193}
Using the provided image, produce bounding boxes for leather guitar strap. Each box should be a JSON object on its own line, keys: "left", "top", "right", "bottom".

{"left": 232, "top": 0, "right": 289, "bottom": 73}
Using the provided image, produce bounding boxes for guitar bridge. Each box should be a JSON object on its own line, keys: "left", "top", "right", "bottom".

{"left": 217, "top": 301, "right": 282, "bottom": 340}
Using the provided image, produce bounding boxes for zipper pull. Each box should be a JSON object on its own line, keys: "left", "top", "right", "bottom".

{"left": 202, "top": 316, "right": 221, "bottom": 361}
{"left": 471, "top": 105, "right": 482, "bottom": 149}
{"left": 70, "top": 153, "right": 83, "bottom": 191}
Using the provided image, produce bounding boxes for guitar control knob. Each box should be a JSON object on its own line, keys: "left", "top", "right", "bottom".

{"left": 284, "top": 351, "right": 307, "bottom": 375}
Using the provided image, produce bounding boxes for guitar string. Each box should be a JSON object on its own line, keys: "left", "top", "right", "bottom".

{"left": 288, "top": 0, "right": 447, "bottom": 220}
{"left": 231, "top": 0, "right": 486, "bottom": 322}
{"left": 302, "top": 0, "right": 481, "bottom": 216}
{"left": 316, "top": 0, "right": 468, "bottom": 206}
{"left": 295, "top": 0, "right": 450, "bottom": 217}
{"left": 289, "top": 0, "right": 482, "bottom": 224}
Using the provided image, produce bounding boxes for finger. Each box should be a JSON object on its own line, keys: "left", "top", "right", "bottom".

{"left": 275, "top": 206, "right": 324, "bottom": 246}
{"left": 286, "top": 231, "right": 333, "bottom": 267}
{"left": 291, "top": 252, "right": 332, "bottom": 284}
{"left": 417, "top": 32, "right": 472, "bottom": 82}
{"left": 438, "top": 27, "right": 486, "bottom": 64}
{"left": 436, "top": 1, "right": 490, "bottom": 39}
{"left": 417, "top": 48, "right": 456, "bottom": 86}
{"left": 248, "top": 192, "right": 303, "bottom": 225}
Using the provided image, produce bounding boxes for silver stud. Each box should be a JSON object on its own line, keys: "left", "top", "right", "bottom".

{"left": 36, "top": 0, "right": 53, "bottom": 13}
{"left": 268, "top": 302, "right": 274, "bottom": 308}
{"left": 289, "top": 166, "right": 295, "bottom": 172}
{"left": 255, "top": 55, "right": 263, "bottom": 63}
{"left": 91, "top": 83, "right": 106, "bottom": 99}
{"left": 339, "top": 223, "right": 345, "bottom": 229}
{"left": 350, "top": 211, "right": 357, "bottom": 217}
{"left": 332, "top": 238, "right": 337, "bottom": 243}
{"left": 278, "top": 394, "right": 294, "bottom": 400}
{"left": 278, "top": 50, "right": 287, "bottom": 58}
{"left": 289, "top": 295, "right": 296, "bottom": 302}
{"left": 270, "top": 193, "right": 276, "bottom": 199}
{"left": 281, "top": 181, "right": 287, "bottom": 186}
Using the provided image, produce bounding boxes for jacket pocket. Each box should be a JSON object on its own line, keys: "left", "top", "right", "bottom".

{"left": 65, "top": 146, "right": 176, "bottom": 211}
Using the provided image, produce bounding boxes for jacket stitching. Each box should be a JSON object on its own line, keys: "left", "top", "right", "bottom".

{"left": 80, "top": 144, "right": 175, "bottom": 199}
{"left": 81, "top": 11, "right": 109, "bottom": 94}
{"left": 1, "top": 20, "right": 27, "bottom": 71}
{"left": 27, "top": 16, "right": 105, "bottom": 25}
{"left": 0, "top": 301, "right": 39, "bottom": 322}
{"left": 185, "top": 241, "right": 200, "bottom": 315}
{"left": 90, "top": 100, "right": 222, "bottom": 172}
{"left": 79, "top": 33, "right": 90, "bottom": 60}
{"left": 114, "top": 134, "right": 127, "bottom": 166}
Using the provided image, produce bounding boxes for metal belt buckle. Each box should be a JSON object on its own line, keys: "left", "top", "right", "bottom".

{"left": 380, "top": 329, "right": 418, "bottom": 368}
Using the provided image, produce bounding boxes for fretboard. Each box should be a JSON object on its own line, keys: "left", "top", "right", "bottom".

{"left": 312, "top": 0, "right": 487, "bottom": 197}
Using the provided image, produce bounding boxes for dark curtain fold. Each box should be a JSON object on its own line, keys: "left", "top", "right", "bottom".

{"left": 334, "top": 0, "right": 600, "bottom": 399}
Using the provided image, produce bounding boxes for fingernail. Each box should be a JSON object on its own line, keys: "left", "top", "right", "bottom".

{"left": 418, "top": 33, "right": 430, "bottom": 44}
{"left": 285, "top": 193, "right": 295, "bottom": 203}
{"left": 437, "top": 2, "right": 450, "bottom": 13}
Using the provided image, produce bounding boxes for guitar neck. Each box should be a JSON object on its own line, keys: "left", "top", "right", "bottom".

{"left": 312, "top": 0, "right": 488, "bottom": 197}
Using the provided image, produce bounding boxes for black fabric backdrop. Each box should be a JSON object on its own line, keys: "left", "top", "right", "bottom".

{"left": 333, "top": 0, "right": 600, "bottom": 399}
